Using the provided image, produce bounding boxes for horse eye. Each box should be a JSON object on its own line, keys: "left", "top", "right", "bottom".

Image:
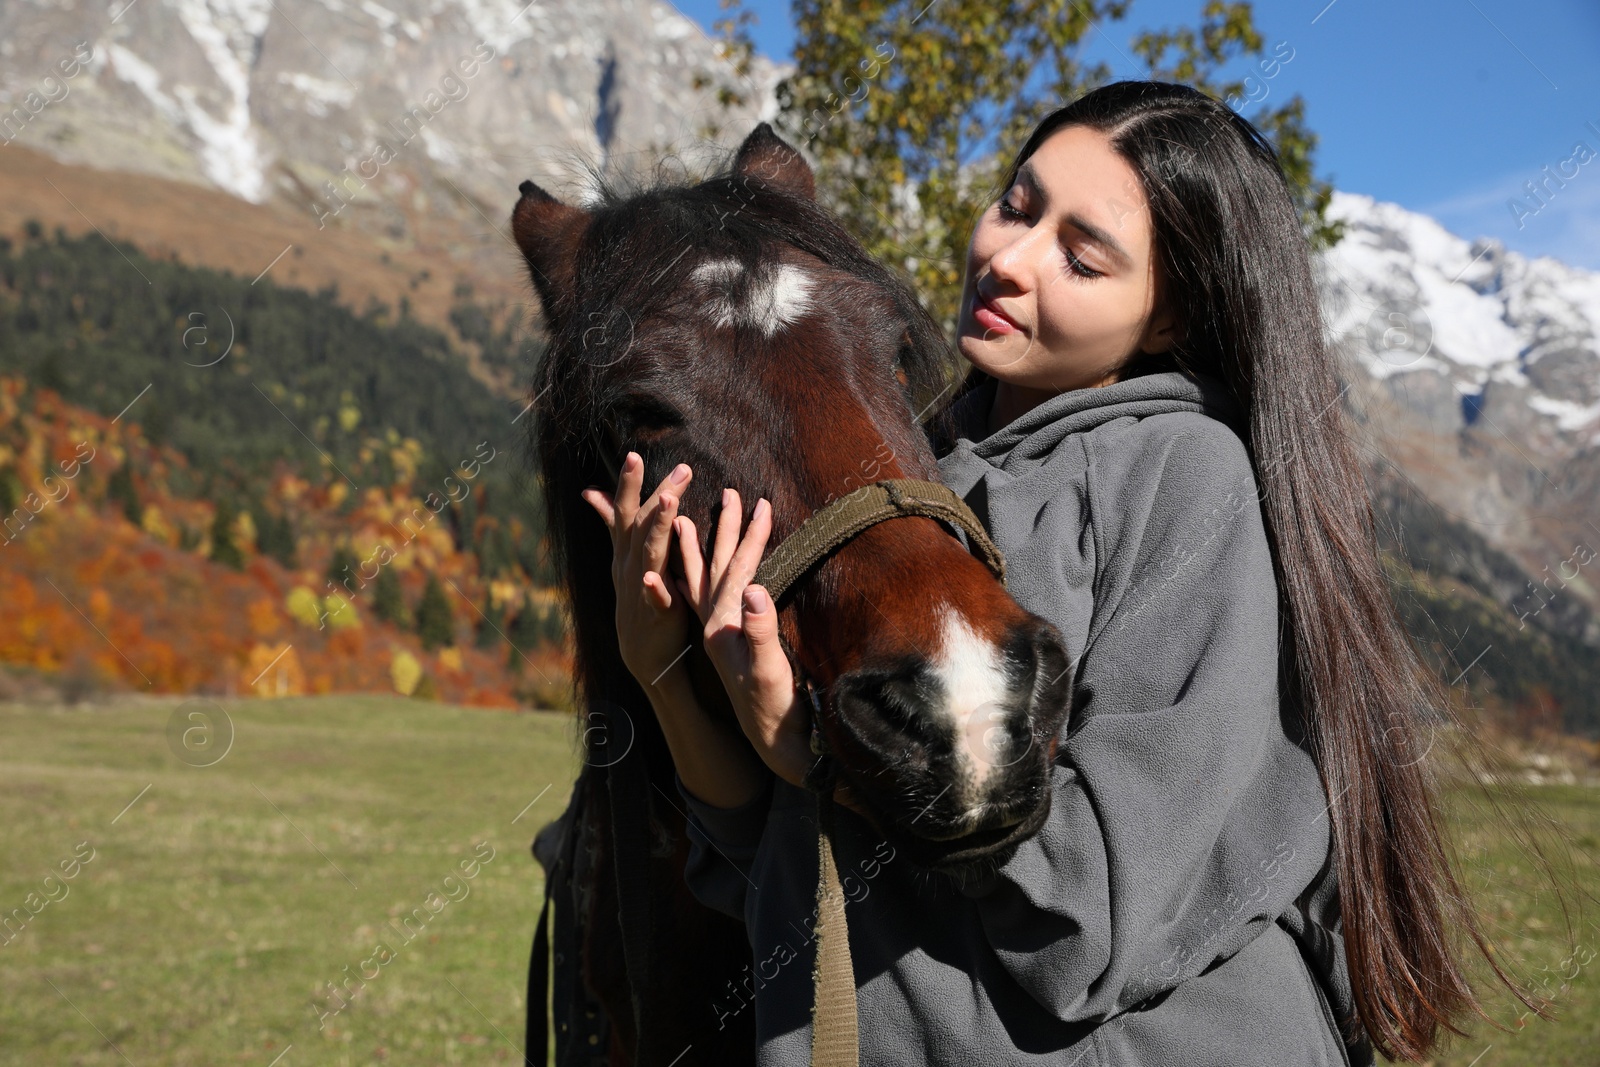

{"left": 618, "top": 396, "right": 682, "bottom": 440}
{"left": 894, "top": 328, "right": 914, "bottom": 383}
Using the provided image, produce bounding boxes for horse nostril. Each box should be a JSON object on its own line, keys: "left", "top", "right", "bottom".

{"left": 833, "top": 667, "right": 948, "bottom": 766}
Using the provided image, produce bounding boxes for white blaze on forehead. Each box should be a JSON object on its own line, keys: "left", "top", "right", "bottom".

{"left": 747, "top": 262, "right": 816, "bottom": 334}
{"left": 930, "top": 607, "right": 1015, "bottom": 793}
{"left": 689, "top": 258, "right": 745, "bottom": 332}
{"left": 689, "top": 257, "right": 743, "bottom": 287}
{"left": 688, "top": 257, "right": 815, "bottom": 337}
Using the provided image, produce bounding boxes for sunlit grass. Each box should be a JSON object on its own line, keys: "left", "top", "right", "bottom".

{"left": 1417, "top": 780, "right": 1600, "bottom": 1067}
{"left": 0, "top": 695, "right": 582, "bottom": 1065}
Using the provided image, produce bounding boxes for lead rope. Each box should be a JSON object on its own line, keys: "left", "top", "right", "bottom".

{"left": 787, "top": 671, "right": 859, "bottom": 1067}
{"left": 810, "top": 786, "right": 858, "bottom": 1067}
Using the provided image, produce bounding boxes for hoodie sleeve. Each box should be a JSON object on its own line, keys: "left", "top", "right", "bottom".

{"left": 958, "top": 413, "right": 1335, "bottom": 1024}
{"left": 676, "top": 771, "right": 774, "bottom": 922}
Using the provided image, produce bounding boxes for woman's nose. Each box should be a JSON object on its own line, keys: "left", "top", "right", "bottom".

{"left": 985, "top": 228, "right": 1043, "bottom": 295}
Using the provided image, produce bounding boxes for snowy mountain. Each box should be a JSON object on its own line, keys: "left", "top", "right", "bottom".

{"left": 0, "top": 0, "right": 785, "bottom": 240}
{"left": 1316, "top": 190, "right": 1600, "bottom": 655}
{"left": 1322, "top": 190, "right": 1600, "bottom": 439}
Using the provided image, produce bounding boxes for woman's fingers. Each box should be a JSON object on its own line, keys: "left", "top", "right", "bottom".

{"left": 735, "top": 584, "right": 812, "bottom": 788}
{"left": 638, "top": 488, "right": 681, "bottom": 578}
{"left": 641, "top": 570, "right": 675, "bottom": 613}
{"left": 709, "top": 487, "right": 742, "bottom": 585}
{"left": 704, "top": 496, "right": 773, "bottom": 632}
{"left": 592, "top": 452, "right": 693, "bottom": 593}
{"left": 630, "top": 461, "right": 690, "bottom": 565}
{"left": 737, "top": 497, "right": 773, "bottom": 570}
{"left": 612, "top": 451, "right": 645, "bottom": 532}
{"left": 739, "top": 584, "right": 791, "bottom": 692}
{"left": 579, "top": 487, "right": 616, "bottom": 532}
{"left": 674, "top": 516, "right": 709, "bottom": 619}
{"left": 722, "top": 498, "right": 773, "bottom": 595}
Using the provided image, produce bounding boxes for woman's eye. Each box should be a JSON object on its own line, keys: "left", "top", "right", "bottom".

{"left": 1061, "top": 247, "right": 1103, "bottom": 279}
{"left": 997, "top": 198, "right": 1027, "bottom": 221}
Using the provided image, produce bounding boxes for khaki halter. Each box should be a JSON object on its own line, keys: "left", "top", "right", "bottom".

{"left": 752, "top": 478, "right": 1005, "bottom": 604}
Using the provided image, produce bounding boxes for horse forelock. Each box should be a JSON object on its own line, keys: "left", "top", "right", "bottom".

{"left": 545, "top": 169, "right": 958, "bottom": 401}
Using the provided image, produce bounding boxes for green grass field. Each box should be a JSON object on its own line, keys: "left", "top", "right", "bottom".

{"left": 0, "top": 696, "right": 1595, "bottom": 1066}
{"left": 1416, "top": 775, "right": 1600, "bottom": 1067}
{"left": 0, "top": 696, "right": 581, "bottom": 1066}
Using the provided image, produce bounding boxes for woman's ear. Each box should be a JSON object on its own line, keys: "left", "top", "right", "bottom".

{"left": 1140, "top": 265, "right": 1186, "bottom": 356}
{"left": 1142, "top": 305, "right": 1186, "bottom": 355}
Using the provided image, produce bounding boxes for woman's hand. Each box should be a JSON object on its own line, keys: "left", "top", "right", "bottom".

{"left": 672, "top": 488, "right": 814, "bottom": 789}
{"left": 579, "top": 451, "right": 696, "bottom": 691}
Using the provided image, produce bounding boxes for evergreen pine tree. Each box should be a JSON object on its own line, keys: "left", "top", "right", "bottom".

{"left": 520, "top": 537, "right": 561, "bottom": 586}
{"left": 477, "top": 522, "right": 510, "bottom": 578}
{"left": 507, "top": 593, "right": 541, "bottom": 669}
{"left": 414, "top": 574, "right": 454, "bottom": 651}
{"left": 474, "top": 593, "right": 503, "bottom": 650}
{"left": 371, "top": 567, "right": 408, "bottom": 628}
{"left": 326, "top": 543, "right": 359, "bottom": 594}
{"left": 209, "top": 500, "right": 245, "bottom": 570}
{"left": 0, "top": 467, "right": 21, "bottom": 516}
{"left": 539, "top": 602, "right": 567, "bottom": 647}
{"left": 107, "top": 463, "right": 141, "bottom": 525}
{"left": 254, "top": 507, "right": 297, "bottom": 568}
{"left": 445, "top": 499, "right": 468, "bottom": 552}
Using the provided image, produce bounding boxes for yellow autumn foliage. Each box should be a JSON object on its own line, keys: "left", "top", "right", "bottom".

{"left": 390, "top": 649, "right": 422, "bottom": 695}
{"left": 285, "top": 586, "right": 323, "bottom": 628}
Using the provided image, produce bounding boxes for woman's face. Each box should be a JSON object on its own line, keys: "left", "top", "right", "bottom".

{"left": 956, "top": 124, "right": 1181, "bottom": 392}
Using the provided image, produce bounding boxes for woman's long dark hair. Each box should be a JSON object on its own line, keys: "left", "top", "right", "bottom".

{"left": 935, "top": 80, "right": 1575, "bottom": 1062}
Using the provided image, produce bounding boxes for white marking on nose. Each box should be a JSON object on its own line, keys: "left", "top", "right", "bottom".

{"left": 930, "top": 607, "right": 1016, "bottom": 796}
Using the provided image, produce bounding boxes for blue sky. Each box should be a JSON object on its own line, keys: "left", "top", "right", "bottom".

{"left": 671, "top": 0, "right": 1600, "bottom": 270}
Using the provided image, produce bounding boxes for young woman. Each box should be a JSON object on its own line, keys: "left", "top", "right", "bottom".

{"left": 581, "top": 81, "right": 1537, "bottom": 1064}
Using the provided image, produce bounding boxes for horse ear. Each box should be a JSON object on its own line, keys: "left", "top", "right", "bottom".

{"left": 732, "top": 122, "right": 815, "bottom": 201}
{"left": 511, "top": 180, "right": 592, "bottom": 318}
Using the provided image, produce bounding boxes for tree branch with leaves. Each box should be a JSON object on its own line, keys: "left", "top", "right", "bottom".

{"left": 711, "top": 0, "right": 1343, "bottom": 332}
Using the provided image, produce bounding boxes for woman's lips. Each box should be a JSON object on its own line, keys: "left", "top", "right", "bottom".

{"left": 972, "top": 290, "right": 1023, "bottom": 334}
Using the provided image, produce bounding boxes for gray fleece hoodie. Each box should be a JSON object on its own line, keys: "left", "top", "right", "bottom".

{"left": 677, "top": 370, "right": 1375, "bottom": 1067}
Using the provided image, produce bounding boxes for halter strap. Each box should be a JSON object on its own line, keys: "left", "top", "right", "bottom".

{"left": 754, "top": 478, "right": 1006, "bottom": 605}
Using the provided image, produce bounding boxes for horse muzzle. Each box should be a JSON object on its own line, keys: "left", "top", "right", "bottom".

{"left": 823, "top": 614, "right": 1073, "bottom": 873}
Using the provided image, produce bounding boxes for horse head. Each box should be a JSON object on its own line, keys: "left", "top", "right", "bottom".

{"left": 515, "top": 123, "right": 1072, "bottom": 873}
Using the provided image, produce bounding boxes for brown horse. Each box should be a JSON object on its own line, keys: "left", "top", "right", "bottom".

{"left": 514, "top": 124, "right": 1072, "bottom": 1066}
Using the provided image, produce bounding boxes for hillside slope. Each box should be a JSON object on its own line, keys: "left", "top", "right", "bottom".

{"left": 0, "top": 375, "right": 571, "bottom": 705}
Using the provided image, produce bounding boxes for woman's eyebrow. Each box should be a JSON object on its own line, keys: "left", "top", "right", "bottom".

{"left": 1017, "top": 160, "right": 1134, "bottom": 269}
{"left": 1067, "top": 216, "right": 1133, "bottom": 270}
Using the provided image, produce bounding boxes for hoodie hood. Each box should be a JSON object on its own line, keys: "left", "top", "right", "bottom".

{"left": 940, "top": 369, "right": 1244, "bottom": 474}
